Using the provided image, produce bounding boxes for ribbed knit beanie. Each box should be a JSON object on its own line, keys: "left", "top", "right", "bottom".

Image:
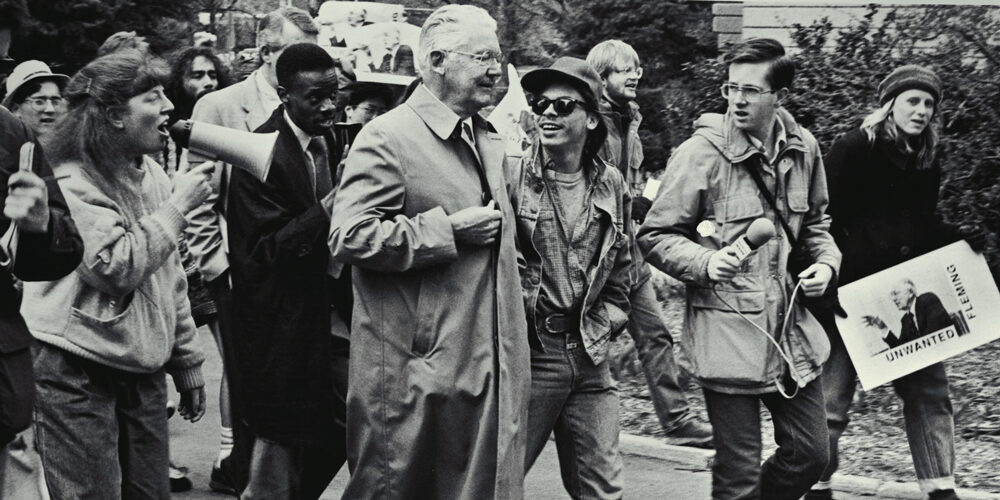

{"left": 878, "top": 65, "right": 942, "bottom": 105}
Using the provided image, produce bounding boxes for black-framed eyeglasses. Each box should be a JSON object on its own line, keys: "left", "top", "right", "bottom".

{"left": 720, "top": 83, "right": 777, "bottom": 103}
{"left": 444, "top": 50, "right": 505, "bottom": 67}
{"left": 528, "top": 96, "right": 589, "bottom": 116}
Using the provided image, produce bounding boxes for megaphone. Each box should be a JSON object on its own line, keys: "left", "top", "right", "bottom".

{"left": 169, "top": 120, "right": 278, "bottom": 182}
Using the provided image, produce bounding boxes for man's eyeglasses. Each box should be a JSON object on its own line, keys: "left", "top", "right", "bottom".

{"left": 720, "top": 83, "right": 777, "bottom": 103}
{"left": 24, "top": 96, "right": 66, "bottom": 111}
{"left": 445, "top": 50, "right": 505, "bottom": 67}
{"left": 613, "top": 66, "right": 643, "bottom": 78}
{"left": 528, "top": 96, "right": 589, "bottom": 116}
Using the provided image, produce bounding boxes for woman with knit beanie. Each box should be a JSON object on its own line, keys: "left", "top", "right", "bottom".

{"left": 804, "top": 65, "right": 983, "bottom": 500}
{"left": 19, "top": 49, "right": 214, "bottom": 499}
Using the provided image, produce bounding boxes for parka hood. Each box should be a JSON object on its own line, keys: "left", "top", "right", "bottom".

{"left": 692, "top": 108, "right": 811, "bottom": 164}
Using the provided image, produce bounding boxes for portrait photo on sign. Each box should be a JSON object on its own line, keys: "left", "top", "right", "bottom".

{"left": 835, "top": 241, "right": 1000, "bottom": 389}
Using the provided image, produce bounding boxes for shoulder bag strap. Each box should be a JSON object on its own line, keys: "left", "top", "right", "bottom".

{"left": 743, "top": 158, "right": 798, "bottom": 247}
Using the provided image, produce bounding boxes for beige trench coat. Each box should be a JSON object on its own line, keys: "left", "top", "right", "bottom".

{"left": 329, "top": 85, "right": 530, "bottom": 499}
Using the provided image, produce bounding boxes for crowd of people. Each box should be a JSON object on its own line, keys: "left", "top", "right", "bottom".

{"left": 0, "top": 2, "right": 984, "bottom": 500}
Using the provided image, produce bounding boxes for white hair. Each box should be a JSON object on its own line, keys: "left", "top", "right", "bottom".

{"left": 417, "top": 4, "right": 497, "bottom": 78}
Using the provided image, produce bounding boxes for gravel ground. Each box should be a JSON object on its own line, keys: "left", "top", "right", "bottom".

{"left": 614, "top": 271, "right": 1000, "bottom": 494}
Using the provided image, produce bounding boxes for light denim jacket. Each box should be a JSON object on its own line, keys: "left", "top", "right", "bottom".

{"left": 637, "top": 110, "right": 841, "bottom": 394}
{"left": 507, "top": 145, "right": 633, "bottom": 365}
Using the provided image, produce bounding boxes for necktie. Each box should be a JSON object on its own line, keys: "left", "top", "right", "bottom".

{"left": 902, "top": 312, "right": 918, "bottom": 340}
{"left": 457, "top": 121, "right": 491, "bottom": 204}
{"left": 461, "top": 121, "right": 480, "bottom": 165}
{"left": 308, "top": 136, "right": 333, "bottom": 201}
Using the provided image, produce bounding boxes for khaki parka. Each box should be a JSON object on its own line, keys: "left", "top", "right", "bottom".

{"left": 637, "top": 110, "right": 841, "bottom": 394}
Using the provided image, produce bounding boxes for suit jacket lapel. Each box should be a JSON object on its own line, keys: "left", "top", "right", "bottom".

{"left": 271, "top": 111, "right": 314, "bottom": 206}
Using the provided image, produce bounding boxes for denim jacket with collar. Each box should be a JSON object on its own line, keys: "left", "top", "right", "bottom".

{"left": 506, "top": 144, "right": 633, "bottom": 365}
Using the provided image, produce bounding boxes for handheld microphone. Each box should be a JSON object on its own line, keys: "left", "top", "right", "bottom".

{"left": 729, "top": 218, "right": 776, "bottom": 261}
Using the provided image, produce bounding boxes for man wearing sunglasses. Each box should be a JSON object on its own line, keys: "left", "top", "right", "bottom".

{"left": 511, "top": 56, "right": 632, "bottom": 499}
{"left": 637, "top": 38, "right": 839, "bottom": 499}
{"left": 588, "top": 39, "right": 715, "bottom": 450}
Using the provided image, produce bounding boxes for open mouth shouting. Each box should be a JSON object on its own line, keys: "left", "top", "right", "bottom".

{"left": 157, "top": 118, "right": 171, "bottom": 139}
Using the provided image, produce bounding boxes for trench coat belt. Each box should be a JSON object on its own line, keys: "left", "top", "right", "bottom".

{"left": 542, "top": 310, "right": 581, "bottom": 334}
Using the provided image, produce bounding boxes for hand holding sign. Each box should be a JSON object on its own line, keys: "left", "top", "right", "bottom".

{"left": 836, "top": 242, "right": 1000, "bottom": 389}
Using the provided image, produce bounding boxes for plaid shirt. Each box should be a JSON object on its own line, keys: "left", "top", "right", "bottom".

{"left": 534, "top": 158, "right": 604, "bottom": 315}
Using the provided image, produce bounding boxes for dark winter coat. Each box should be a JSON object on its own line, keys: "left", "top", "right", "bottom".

{"left": 226, "top": 106, "right": 348, "bottom": 445}
{"left": 825, "top": 128, "right": 958, "bottom": 286}
{"left": 0, "top": 107, "right": 83, "bottom": 444}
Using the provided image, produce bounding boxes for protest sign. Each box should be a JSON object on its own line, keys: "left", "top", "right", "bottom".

{"left": 487, "top": 64, "right": 531, "bottom": 155}
{"left": 316, "top": 2, "right": 418, "bottom": 81}
{"left": 835, "top": 241, "right": 1000, "bottom": 389}
{"left": 317, "top": 1, "right": 407, "bottom": 25}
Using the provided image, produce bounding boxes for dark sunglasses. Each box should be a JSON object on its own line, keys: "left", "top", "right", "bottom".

{"left": 529, "top": 96, "right": 589, "bottom": 116}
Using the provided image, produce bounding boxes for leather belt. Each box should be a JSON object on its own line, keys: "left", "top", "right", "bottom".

{"left": 542, "top": 311, "right": 580, "bottom": 334}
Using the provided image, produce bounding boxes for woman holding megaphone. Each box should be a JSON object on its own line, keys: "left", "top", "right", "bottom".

{"left": 806, "top": 66, "right": 984, "bottom": 500}
{"left": 19, "top": 49, "right": 213, "bottom": 499}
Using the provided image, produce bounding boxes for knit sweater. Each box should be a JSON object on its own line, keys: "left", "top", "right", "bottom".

{"left": 21, "top": 156, "right": 204, "bottom": 391}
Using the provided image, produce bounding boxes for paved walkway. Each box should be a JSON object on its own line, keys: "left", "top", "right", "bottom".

{"left": 171, "top": 328, "right": 996, "bottom": 499}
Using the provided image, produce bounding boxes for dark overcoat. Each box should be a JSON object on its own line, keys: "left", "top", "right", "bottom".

{"left": 227, "top": 106, "right": 348, "bottom": 445}
{"left": 825, "top": 128, "right": 958, "bottom": 286}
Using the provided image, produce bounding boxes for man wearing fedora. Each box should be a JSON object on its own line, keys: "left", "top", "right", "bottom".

{"left": 511, "top": 56, "right": 632, "bottom": 499}
{"left": 2, "top": 60, "right": 68, "bottom": 141}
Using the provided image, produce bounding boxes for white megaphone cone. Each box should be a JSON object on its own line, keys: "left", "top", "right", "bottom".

{"left": 169, "top": 120, "right": 278, "bottom": 182}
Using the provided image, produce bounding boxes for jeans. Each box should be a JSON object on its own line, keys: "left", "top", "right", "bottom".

{"left": 628, "top": 276, "right": 692, "bottom": 431}
{"left": 703, "top": 378, "right": 829, "bottom": 500}
{"left": 32, "top": 343, "right": 170, "bottom": 500}
{"left": 818, "top": 312, "right": 955, "bottom": 493}
{"left": 524, "top": 328, "right": 623, "bottom": 500}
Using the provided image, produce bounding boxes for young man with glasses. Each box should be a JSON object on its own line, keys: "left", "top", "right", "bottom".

{"left": 637, "top": 38, "right": 839, "bottom": 499}
{"left": 2, "top": 60, "right": 68, "bottom": 141}
{"left": 587, "top": 39, "right": 715, "bottom": 449}
{"left": 511, "top": 56, "right": 632, "bottom": 499}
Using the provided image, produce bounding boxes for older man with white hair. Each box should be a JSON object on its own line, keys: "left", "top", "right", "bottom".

{"left": 329, "top": 4, "right": 529, "bottom": 499}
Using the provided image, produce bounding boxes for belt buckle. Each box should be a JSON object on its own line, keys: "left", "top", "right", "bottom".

{"left": 544, "top": 314, "right": 562, "bottom": 333}
{"left": 542, "top": 314, "right": 559, "bottom": 333}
